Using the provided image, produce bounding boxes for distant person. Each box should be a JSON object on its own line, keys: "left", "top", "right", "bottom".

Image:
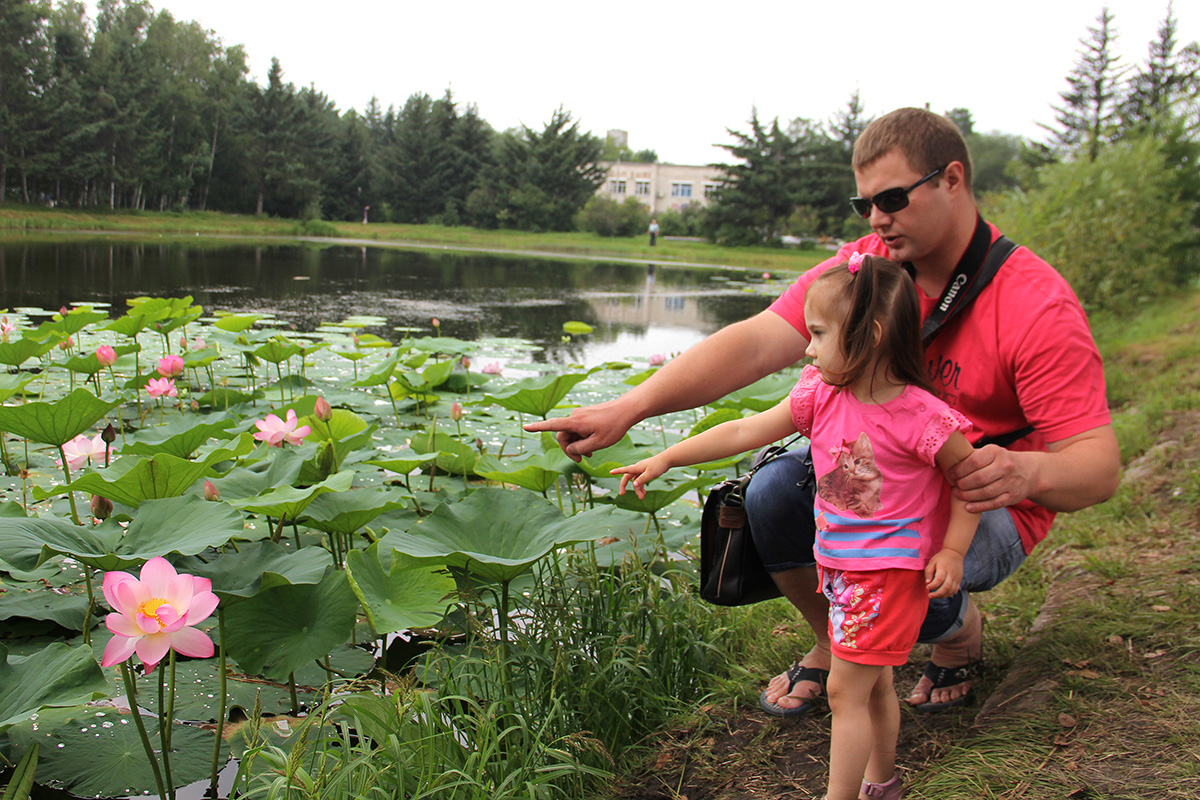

{"left": 527, "top": 107, "right": 1119, "bottom": 718}
{"left": 362, "top": 205, "right": 370, "bottom": 224}
{"left": 648, "top": 218, "right": 659, "bottom": 246}
{"left": 612, "top": 253, "right": 979, "bottom": 800}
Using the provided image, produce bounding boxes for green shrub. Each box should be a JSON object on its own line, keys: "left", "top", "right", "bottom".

{"left": 575, "top": 195, "right": 650, "bottom": 237}
{"left": 657, "top": 205, "right": 707, "bottom": 237}
{"left": 983, "top": 136, "right": 1193, "bottom": 314}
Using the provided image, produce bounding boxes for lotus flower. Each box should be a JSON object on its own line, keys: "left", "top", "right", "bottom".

{"left": 96, "top": 345, "right": 117, "bottom": 367}
{"left": 147, "top": 377, "right": 177, "bottom": 398}
{"left": 203, "top": 479, "right": 220, "bottom": 502}
{"left": 313, "top": 396, "right": 333, "bottom": 422}
{"left": 100, "top": 557, "right": 218, "bottom": 672}
{"left": 481, "top": 361, "right": 503, "bottom": 376}
{"left": 253, "top": 408, "right": 312, "bottom": 447}
{"left": 158, "top": 354, "right": 184, "bottom": 378}
{"left": 648, "top": 353, "right": 666, "bottom": 367}
{"left": 450, "top": 401, "right": 464, "bottom": 421}
{"left": 58, "top": 433, "right": 108, "bottom": 470}
{"left": 1, "top": 316, "right": 15, "bottom": 342}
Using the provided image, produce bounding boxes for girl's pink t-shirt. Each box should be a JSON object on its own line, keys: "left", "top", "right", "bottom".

{"left": 790, "top": 366, "right": 971, "bottom": 571}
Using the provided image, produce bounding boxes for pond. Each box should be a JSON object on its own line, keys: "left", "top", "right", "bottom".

{"left": 0, "top": 236, "right": 789, "bottom": 366}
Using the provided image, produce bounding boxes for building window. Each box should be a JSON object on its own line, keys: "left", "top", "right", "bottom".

{"left": 610, "top": 179, "right": 626, "bottom": 195}
{"left": 704, "top": 182, "right": 718, "bottom": 199}
{"left": 671, "top": 182, "right": 693, "bottom": 198}
{"left": 635, "top": 180, "right": 651, "bottom": 196}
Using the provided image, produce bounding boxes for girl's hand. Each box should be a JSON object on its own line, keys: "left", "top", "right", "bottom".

{"left": 610, "top": 457, "right": 668, "bottom": 499}
{"left": 925, "top": 550, "right": 965, "bottom": 598}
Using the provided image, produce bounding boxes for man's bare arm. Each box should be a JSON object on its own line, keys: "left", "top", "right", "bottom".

{"left": 948, "top": 424, "right": 1120, "bottom": 514}
{"left": 524, "top": 310, "right": 808, "bottom": 459}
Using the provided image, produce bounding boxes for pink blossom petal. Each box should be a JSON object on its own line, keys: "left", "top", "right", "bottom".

{"left": 168, "top": 626, "right": 215, "bottom": 659}
{"left": 115, "top": 580, "right": 146, "bottom": 617}
{"left": 135, "top": 611, "right": 162, "bottom": 634}
{"left": 135, "top": 633, "right": 171, "bottom": 672}
{"left": 165, "top": 574, "right": 195, "bottom": 613}
{"left": 193, "top": 576, "right": 213, "bottom": 594}
{"left": 101, "top": 633, "right": 138, "bottom": 668}
{"left": 184, "top": 591, "right": 219, "bottom": 624}
{"left": 105, "top": 612, "right": 142, "bottom": 638}
{"left": 139, "top": 557, "right": 178, "bottom": 597}
{"left": 102, "top": 571, "right": 136, "bottom": 610}
{"left": 156, "top": 604, "right": 183, "bottom": 631}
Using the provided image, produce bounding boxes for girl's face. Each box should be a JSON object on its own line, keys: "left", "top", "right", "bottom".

{"left": 803, "top": 284, "right": 846, "bottom": 382}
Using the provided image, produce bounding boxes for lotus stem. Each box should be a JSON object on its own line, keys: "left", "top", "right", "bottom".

{"left": 210, "top": 608, "right": 229, "bottom": 795}
{"left": 120, "top": 661, "right": 169, "bottom": 800}
{"left": 56, "top": 444, "right": 81, "bottom": 525}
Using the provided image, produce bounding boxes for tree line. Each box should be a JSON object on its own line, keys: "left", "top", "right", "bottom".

{"left": 0, "top": 0, "right": 605, "bottom": 229}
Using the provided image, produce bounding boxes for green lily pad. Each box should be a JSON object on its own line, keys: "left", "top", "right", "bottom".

{"left": 222, "top": 569, "right": 358, "bottom": 682}
{"left": 0, "top": 337, "right": 58, "bottom": 369}
{"left": 0, "top": 589, "right": 90, "bottom": 631}
{"left": 481, "top": 371, "right": 592, "bottom": 419}
{"left": 0, "top": 372, "right": 37, "bottom": 402}
{"left": 173, "top": 541, "right": 334, "bottom": 604}
{"left": 345, "top": 542, "right": 456, "bottom": 636}
{"left": 118, "top": 414, "right": 237, "bottom": 459}
{"left": 376, "top": 489, "right": 618, "bottom": 584}
{"left": 599, "top": 475, "right": 712, "bottom": 515}
{"left": 0, "top": 388, "right": 121, "bottom": 446}
{"left": 211, "top": 313, "right": 263, "bottom": 333}
{"left": 562, "top": 321, "right": 594, "bottom": 335}
{"left": 0, "top": 643, "right": 109, "bottom": 730}
{"left": 473, "top": 448, "right": 574, "bottom": 494}
{"left": 297, "top": 489, "right": 410, "bottom": 535}
{"left": 229, "top": 470, "right": 355, "bottom": 520}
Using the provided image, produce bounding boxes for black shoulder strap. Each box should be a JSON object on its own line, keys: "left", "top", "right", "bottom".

{"left": 918, "top": 228, "right": 1017, "bottom": 346}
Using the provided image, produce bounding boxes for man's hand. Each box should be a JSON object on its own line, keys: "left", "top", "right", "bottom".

{"left": 523, "top": 398, "right": 638, "bottom": 462}
{"left": 947, "top": 425, "right": 1120, "bottom": 514}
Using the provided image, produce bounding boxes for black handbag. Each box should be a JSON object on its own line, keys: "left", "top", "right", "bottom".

{"left": 699, "top": 442, "right": 803, "bottom": 606}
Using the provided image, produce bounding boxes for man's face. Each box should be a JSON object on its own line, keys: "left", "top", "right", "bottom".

{"left": 853, "top": 149, "right": 952, "bottom": 266}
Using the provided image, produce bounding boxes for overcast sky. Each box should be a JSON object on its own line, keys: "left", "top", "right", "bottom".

{"left": 86, "top": 0, "right": 1197, "bottom": 165}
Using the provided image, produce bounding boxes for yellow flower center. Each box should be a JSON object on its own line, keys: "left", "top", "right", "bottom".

{"left": 138, "top": 598, "right": 169, "bottom": 629}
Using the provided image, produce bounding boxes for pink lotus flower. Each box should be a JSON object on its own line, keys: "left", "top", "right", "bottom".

{"left": 58, "top": 433, "right": 108, "bottom": 470}
{"left": 96, "top": 345, "right": 117, "bottom": 367}
{"left": 460, "top": 356, "right": 471, "bottom": 369}
{"left": 0, "top": 316, "right": 15, "bottom": 343}
{"left": 203, "top": 479, "right": 220, "bottom": 502}
{"left": 481, "top": 361, "right": 503, "bottom": 376}
{"left": 100, "top": 557, "right": 218, "bottom": 672}
{"left": 313, "top": 396, "right": 333, "bottom": 422}
{"left": 648, "top": 353, "right": 666, "bottom": 367}
{"left": 58, "top": 335, "right": 74, "bottom": 351}
{"left": 450, "top": 401, "right": 464, "bottom": 421}
{"left": 253, "top": 409, "right": 312, "bottom": 447}
{"left": 158, "top": 355, "right": 184, "bottom": 378}
{"left": 147, "top": 377, "right": 177, "bottom": 398}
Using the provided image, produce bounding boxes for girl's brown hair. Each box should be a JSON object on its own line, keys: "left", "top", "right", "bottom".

{"left": 809, "top": 254, "right": 932, "bottom": 394}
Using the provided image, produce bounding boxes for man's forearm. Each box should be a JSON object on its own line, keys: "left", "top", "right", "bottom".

{"left": 1026, "top": 426, "right": 1121, "bottom": 512}
{"left": 617, "top": 310, "right": 808, "bottom": 421}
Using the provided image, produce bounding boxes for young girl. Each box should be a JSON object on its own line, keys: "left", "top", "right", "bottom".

{"left": 612, "top": 253, "right": 979, "bottom": 800}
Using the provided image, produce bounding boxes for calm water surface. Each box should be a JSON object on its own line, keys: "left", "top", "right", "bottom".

{"left": 0, "top": 237, "right": 785, "bottom": 366}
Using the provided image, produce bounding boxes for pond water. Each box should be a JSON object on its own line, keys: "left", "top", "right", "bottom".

{"left": 0, "top": 236, "right": 788, "bottom": 367}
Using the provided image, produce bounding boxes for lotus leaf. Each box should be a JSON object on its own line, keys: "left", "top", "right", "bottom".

{"left": 222, "top": 568, "right": 358, "bottom": 682}
{"left": 481, "top": 371, "right": 592, "bottom": 418}
{"left": 0, "top": 643, "right": 109, "bottom": 730}
{"left": 345, "top": 542, "right": 455, "bottom": 636}
{"left": 0, "top": 388, "right": 120, "bottom": 446}
{"left": 297, "top": 489, "right": 410, "bottom": 535}
{"left": 173, "top": 541, "right": 334, "bottom": 603}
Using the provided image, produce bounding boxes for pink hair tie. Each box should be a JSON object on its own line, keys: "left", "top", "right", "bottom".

{"left": 847, "top": 252, "right": 865, "bottom": 274}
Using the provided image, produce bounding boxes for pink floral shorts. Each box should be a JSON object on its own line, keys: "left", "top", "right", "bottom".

{"left": 819, "top": 566, "right": 927, "bottom": 666}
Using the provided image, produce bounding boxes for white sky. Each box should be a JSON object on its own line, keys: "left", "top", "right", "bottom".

{"left": 86, "top": 0, "right": 1197, "bottom": 165}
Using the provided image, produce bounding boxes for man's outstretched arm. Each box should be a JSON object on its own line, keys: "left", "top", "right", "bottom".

{"left": 525, "top": 310, "right": 808, "bottom": 460}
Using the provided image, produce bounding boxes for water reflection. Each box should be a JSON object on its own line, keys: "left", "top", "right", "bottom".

{"left": 0, "top": 238, "right": 780, "bottom": 366}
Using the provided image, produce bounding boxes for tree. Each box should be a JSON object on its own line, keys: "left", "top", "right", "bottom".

{"left": 705, "top": 110, "right": 806, "bottom": 245}
{"left": 1120, "top": 2, "right": 1200, "bottom": 134}
{"left": 1043, "top": 7, "right": 1128, "bottom": 161}
{"left": 238, "top": 58, "right": 320, "bottom": 216}
{"left": 0, "top": 0, "right": 50, "bottom": 202}
{"left": 480, "top": 108, "right": 605, "bottom": 231}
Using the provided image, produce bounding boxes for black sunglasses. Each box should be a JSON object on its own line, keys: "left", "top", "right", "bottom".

{"left": 849, "top": 165, "right": 947, "bottom": 218}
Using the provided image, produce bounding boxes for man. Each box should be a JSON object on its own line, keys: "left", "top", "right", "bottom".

{"left": 526, "top": 108, "right": 1120, "bottom": 715}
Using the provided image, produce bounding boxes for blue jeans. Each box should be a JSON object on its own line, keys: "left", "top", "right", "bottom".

{"left": 745, "top": 446, "right": 1028, "bottom": 642}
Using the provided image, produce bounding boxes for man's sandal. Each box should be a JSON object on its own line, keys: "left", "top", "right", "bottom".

{"left": 759, "top": 661, "right": 829, "bottom": 718}
{"left": 914, "top": 660, "right": 981, "bottom": 712}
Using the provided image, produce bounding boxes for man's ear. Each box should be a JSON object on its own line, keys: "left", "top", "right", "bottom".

{"left": 943, "top": 161, "right": 967, "bottom": 197}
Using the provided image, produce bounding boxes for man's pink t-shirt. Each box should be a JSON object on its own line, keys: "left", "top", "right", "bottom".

{"left": 789, "top": 366, "right": 972, "bottom": 571}
{"left": 769, "top": 223, "right": 1112, "bottom": 553}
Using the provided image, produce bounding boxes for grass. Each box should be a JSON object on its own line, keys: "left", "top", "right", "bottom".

{"left": 0, "top": 204, "right": 831, "bottom": 275}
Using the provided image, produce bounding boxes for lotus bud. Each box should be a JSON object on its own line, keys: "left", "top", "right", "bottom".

{"left": 96, "top": 345, "right": 117, "bottom": 367}
{"left": 314, "top": 396, "right": 333, "bottom": 422}
{"left": 460, "top": 356, "right": 471, "bottom": 369}
{"left": 431, "top": 317, "right": 440, "bottom": 329}
{"left": 450, "top": 401, "right": 464, "bottom": 421}
{"left": 58, "top": 335, "right": 74, "bottom": 351}
{"left": 190, "top": 400, "right": 200, "bottom": 411}
{"left": 203, "top": 480, "right": 220, "bottom": 502}
{"left": 91, "top": 494, "right": 113, "bottom": 521}
{"left": 179, "top": 333, "right": 189, "bottom": 349}
{"left": 101, "top": 423, "right": 117, "bottom": 444}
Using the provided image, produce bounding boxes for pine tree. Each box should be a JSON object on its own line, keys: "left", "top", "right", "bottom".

{"left": 1121, "top": 2, "right": 1200, "bottom": 134}
{"left": 1044, "top": 7, "right": 1128, "bottom": 161}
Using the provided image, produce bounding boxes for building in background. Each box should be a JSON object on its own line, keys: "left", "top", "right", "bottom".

{"left": 598, "top": 129, "right": 722, "bottom": 217}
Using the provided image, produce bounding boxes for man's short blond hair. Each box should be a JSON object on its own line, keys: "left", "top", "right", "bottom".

{"left": 853, "top": 108, "right": 974, "bottom": 192}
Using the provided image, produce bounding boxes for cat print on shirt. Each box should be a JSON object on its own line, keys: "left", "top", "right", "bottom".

{"left": 817, "top": 432, "right": 882, "bottom": 517}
